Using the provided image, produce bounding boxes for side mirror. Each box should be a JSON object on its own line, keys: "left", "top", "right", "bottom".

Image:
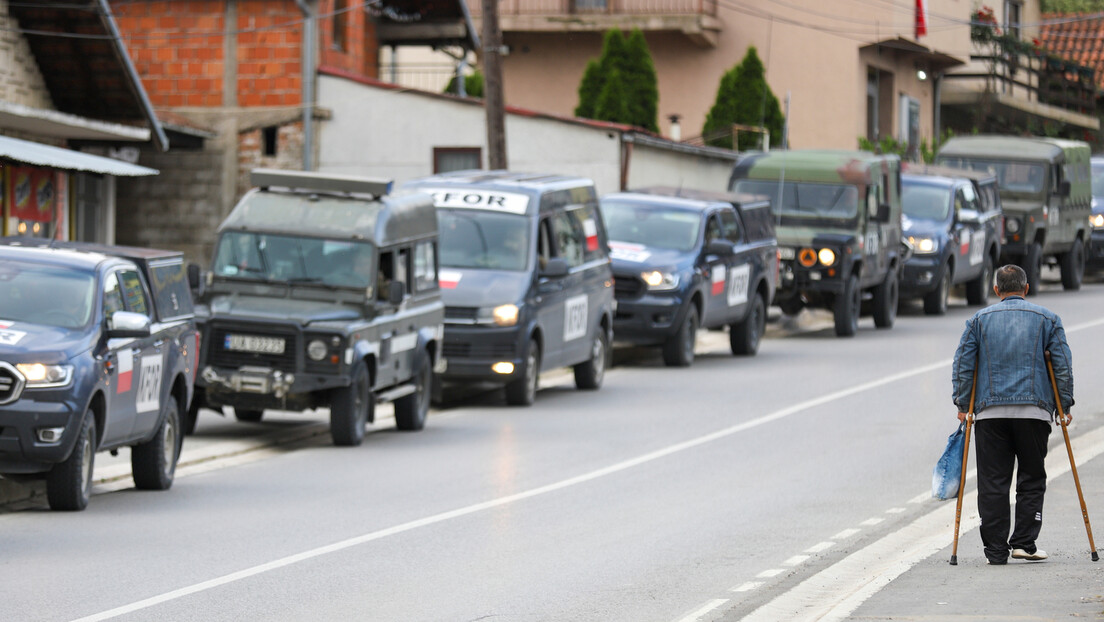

{"left": 187, "top": 263, "right": 205, "bottom": 298}
{"left": 705, "top": 239, "right": 734, "bottom": 256}
{"left": 957, "top": 208, "right": 981, "bottom": 224}
{"left": 1057, "top": 180, "right": 1072, "bottom": 197}
{"left": 876, "top": 203, "right": 892, "bottom": 223}
{"left": 388, "top": 281, "right": 405, "bottom": 305}
{"left": 107, "top": 311, "right": 152, "bottom": 339}
{"left": 540, "top": 257, "right": 569, "bottom": 278}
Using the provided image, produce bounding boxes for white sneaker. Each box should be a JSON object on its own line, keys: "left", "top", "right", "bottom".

{"left": 1011, "top": 548, "right": 1048, "bottom": 561}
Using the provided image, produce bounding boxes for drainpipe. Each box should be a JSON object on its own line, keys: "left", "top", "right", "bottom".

{"left": 294, "top": 0, "right": 316, "bottom": 170}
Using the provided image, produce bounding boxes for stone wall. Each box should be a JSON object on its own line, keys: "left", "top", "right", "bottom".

{"left": 0, "top": 0, "right": 52, "bottom": 108}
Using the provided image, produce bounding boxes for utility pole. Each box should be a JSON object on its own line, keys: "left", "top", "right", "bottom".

{"left": 481, "top": 0, "right": 507, "bottom": 169}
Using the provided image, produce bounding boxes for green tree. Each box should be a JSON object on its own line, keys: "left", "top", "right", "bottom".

{"left": 574, "top": 28, "right": 659, "bottom": 131}
{"left": 444, "top": 70, "right": 484, "bottom": 98}
{"left": 702, "top": 46, "right": 784, "bottom": 151}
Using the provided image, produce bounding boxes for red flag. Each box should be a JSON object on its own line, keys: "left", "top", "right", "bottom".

{"left": 915, "top": 0, "right": 928, "bottom": 38}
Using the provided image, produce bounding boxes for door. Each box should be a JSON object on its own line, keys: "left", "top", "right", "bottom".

{"left": 376, "top": 247, "right": 413, "bottom": 388}
{"left": 701, "top": 213, "right": 731, "bottom": 326}
{"left": 953, "top": 183, "right": 987, "bottom": 283}
{"left": 534, "top": 217, "right": 568, "bottom": 370}
{"left": 105, "top": 269, "right": 164, "bottom": 442}
{"left": 862, "top": 181, "right": 887, "bottom": 288}
{"left": 550, "top": 209, "right": 590, "bottom": 367}
{"left": 718, "top": 208, "right": 753, "bottom": 325}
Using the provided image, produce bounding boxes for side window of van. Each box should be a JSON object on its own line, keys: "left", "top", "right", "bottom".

{"left": 414, "top": 241, "right": 437, "bottom": 293}
{"left": 537, "top": 219, "right": 553, "bottom": 270}
{"left": 552, "top": 210, "right": 584, "bottom": 268}
{"left": 569, "top": 205, "right": 605, "bottom": 263}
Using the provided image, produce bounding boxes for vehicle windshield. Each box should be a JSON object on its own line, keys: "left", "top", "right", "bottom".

{"left": 1092, "top": 161, "right": 1104, "bottom": 204}
{"left": 902, "top": 181, "right": 951, "bottom": 221}
{"left": 0, "top": 261, "right": 95, "bottom": 329}
{"left": 937, "top": 157, "right": 1046, "bottom": 194}
{"left": 212, "top": 231, "right": 374, "bottom": 288}
{"left": 438, "top": 209, "right": 530, "bottom": 271}
{"left": 731, "top": 180, "right": 859, "bottom": 220}
{"left": 600, "top": 200, "right": 701, "bottom": 252}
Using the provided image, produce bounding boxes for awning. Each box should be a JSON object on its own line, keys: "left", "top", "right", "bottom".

{"left": 0, "top": 135, "right": 158, "bottom": 177}
{"left": 861, "top": 37, "right": 965, "bottom": 72}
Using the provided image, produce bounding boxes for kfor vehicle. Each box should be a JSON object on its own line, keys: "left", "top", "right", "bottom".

{"left": 600, "top": 187, "right": 777, "bottom": 366}
{"left": 403, "top": 171, "right": 615, "bottom": 406}
{"left": 936, "top": 136, "right": 1091, "bottom": 293}
{"left": 1087, "top": 155, "right": 1104, "bottom": 272}
{"left": 190, "top": 169, "right": 443, "bottom": 446}
{"left": 0, "top": 240, "right": 197, "bottom": 510}
{"left": 898, "top": 165, "right": 1003, "bottom": 314}
{"left": 729, "top": 150, "right": 904, "bottom": 337}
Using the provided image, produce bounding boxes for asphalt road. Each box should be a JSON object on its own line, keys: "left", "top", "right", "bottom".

{"left": 4, "top": 268, "right": 1104, "bottom": 622}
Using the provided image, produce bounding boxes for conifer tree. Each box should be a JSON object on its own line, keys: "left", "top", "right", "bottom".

{"left": 622, "top": 29, "right": 659, "bottom": 132}
{"left": 593, "top": 69, "right": 630, "bottom": 124}
{"left": 702, "top": 46, "right": 784, "bottom": 150}
{"left": 574, "top": 29, "right": 659, "bottom": 132}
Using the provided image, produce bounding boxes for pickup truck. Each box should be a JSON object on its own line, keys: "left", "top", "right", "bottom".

{"left": 600, "top": 187, "right": 777, "bottom": 365}
{"left": 0, "top": 239, "right": 198, "bottom": 510}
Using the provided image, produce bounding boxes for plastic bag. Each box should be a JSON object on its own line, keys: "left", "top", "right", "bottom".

{"left": 932, "top": 423, "right": 966, "bottom": 500}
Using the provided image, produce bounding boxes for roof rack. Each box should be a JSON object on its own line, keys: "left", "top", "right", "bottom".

{"left": 251, "top": 168, "right": 393, "bottom": 197}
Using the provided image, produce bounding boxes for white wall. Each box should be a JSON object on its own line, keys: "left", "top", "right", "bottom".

{"left": 627, "top": 144, "right": 735, "bottom": 194}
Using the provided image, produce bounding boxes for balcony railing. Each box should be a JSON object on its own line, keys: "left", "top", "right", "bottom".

{"left": 468, "top": 0, "right": 718, "bottom": 17}
{"left": 943, "top": 49, "right": 1096, "bottom": 119}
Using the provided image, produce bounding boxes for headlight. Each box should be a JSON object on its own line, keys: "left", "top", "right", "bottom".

{"left": 817, "top": 248, "right": 836, "bottom": 266}
{"left": 1091, "top": 214, "right": 1104, "bottom": 229}
{"left": 641, "top": 270, "right": 680, "bottom": 290}
{"left": 1005, "top": 218, "right": 1021, "bottom": 234}
{"left": 492, "top": 304, "right": 519, "bottom": 326}
{"left": 307, "top": 339, "right": 328, "bottom": 361}
{"left": 16, "top": 363, "right": 73, "bottom": 388}
{"left": 907, "top": 236, "right": 937, "bottom": 254}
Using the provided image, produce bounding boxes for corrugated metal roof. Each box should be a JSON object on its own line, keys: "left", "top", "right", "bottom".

{"left": 0, "top": 135, "right": 157, "bottom": 177}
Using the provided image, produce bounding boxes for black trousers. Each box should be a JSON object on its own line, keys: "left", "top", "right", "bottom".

{"left": 974, "top": 418, "right": 1052, "bottom": 561}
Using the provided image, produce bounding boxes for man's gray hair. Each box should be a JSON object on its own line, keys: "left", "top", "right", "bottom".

{"left": 995, "top": 264, "right": 1027, "bottom": 294}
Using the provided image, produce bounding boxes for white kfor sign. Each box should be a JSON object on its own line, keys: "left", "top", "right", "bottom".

{"left": 563, "top": 295, "right": 588, "bottom": 342}
{"left": 727, "top": 264, "right": 751, "bottom": 307}
{"left": 135, "top": 354, "right": 164, "bottom": 413}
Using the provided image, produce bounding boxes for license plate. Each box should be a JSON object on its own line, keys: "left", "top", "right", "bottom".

{"left": 778, "top": 247, "right": 795, "bottom": 260}
{"left": 224, "top": 334, "right": 286, "bottom": 354}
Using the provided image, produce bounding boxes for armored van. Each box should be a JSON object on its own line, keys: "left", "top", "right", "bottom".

{"left": 729, "top": 150, "right": 904, "bottom": 337}
{"left": 0, "top": 239, "right": 198, "bottom": 510}
{"left": 936, "top": 136, "right": 1092, "bottom": 292}
{"left": 898, "top": 164, "right": 1003, "bottom": 314}
{"left": 600, "top": 188, "right": 777, "bottom": 365}
{"left": 190, "top": 169, "right": 444, "bottom": 447}
{"left": 403, "top": 171, "right": 615, "bottom": 406}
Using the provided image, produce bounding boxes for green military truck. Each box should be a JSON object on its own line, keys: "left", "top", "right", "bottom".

{"left": 729, "top": 150, "right": 904, "bottom": 337}
{"left": 936, "top": 136, "right": 1092, "bottom": 293}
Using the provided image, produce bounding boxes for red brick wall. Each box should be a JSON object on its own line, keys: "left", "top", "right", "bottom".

{"left": 319, "top": 0, "right": 378, "bottom": 79}
{"left": 236, "top": 1, "right": 302, "bottom": 107}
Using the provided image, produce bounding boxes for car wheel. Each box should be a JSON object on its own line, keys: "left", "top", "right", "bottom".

{"left": 330, "top": 364, "right": 372, "bottom": 446}
{"left": 394, "top": 357, "right": 431, "bottom": 431}
{"left": 966, "top": 254, "right": 992, "bottom": 306}
{"left": 1060, "top": 237, "right": 1085, "bottom": 291}
{"left": 46, "top": 411, "right": 96, "bottom": 511}
{"left": 574, "top": 328, "right": 608, "bottom": 390}
{"left": 1022, "top": 242, "right": 1042, "bottom": 296}
{"left": 730, "top": 293, "right": 765, "bottom": 356}
{"left": 233, "top": 408, "right": 264, "bottom": 423}
{"left": 505, "top": 338, "right": 540, "bottom": 406}
{"left": 132, "top": 396, "right": 181, "bottom": 491}
{"left": 923, "top": 264, "right": 950, "bottom": 316}
{"left": 662, "top": 306, "right": 698, "bottom": 367}
{"left": 873, "top": 268, "right": 898, "bottom": 328}
{"left": 833, "top": 274, "right": 861, "bottom": 337}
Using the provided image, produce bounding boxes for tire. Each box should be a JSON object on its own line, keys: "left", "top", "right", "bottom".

{"left": 132, "top": 396, "right": 181, "bottom": 491}
{"left": 46, "top": 412, "right": 96, "bottom": 511}
{"left": 394, "top": 357, "right": 431, "bottom": 431}
{"left": 330, "top": 364, "right": 372, "bottom": 446}
{"left": 1060, "top": 237, "right": 1086, "bottom": 291}
{"left": 730, "top": 293, "right": 766, "bottom": 356}
{"left": 574, "top": 328, "right": 608, "bottom": 390}
{"left": 833, "top": 274, "right": 861, "bottom": 337}
{"left": 662, "top": 306, "right": 698, "bottom": 367}
{"left": 873, "top": 268, "right": 898, "bottom": 328}
{"left": 923, "top": 264, "right": 950, "bottom": 316}
{"left": 505, "top": 338, "right": 540, "bottom": 406}
{"left": 1021, "top": 241, "right": 1042, "bottom": 296}
{"left": 966, "top": 254, "right": 993, "bottom": 306}
{"left": 233, "top": 408, "right": 264, "bottom": 423}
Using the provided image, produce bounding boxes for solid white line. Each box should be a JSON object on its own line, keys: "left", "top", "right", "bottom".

{"left": 73, "top": 358, "right": 956, "bottom": 622}
{"left": 674, "top": 599, "right": 729, "bottom": 622}
{"left": 731, "top": 582, "right": 764, "bottom": 592}
{"left": 783, "top": 555, "right": 810, "bottom": 566}
{"left": 805, "top": 541, "right": 835, "bottom": 554}
{"left": 831, "top": 528, "right": 861, "bottom": 540}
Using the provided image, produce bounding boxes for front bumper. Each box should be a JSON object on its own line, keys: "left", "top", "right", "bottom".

{"left": 0, "top": 393, "right": 82, "bottom": 474}
{"left": 901, "top": 254, "right": 945, "bottom": 297}
{"left": 440, "top": 324, "right": 524, "bottom": 383}
{"left": 612, "top": 293, "right": 689, "bottom": 345}
{"left": 200, "top": 366, "right": 348, "bottom": 412}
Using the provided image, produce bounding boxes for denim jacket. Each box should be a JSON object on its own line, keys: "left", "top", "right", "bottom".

{"left": 952, "top": 295, "right": 1073, "bottom": 415}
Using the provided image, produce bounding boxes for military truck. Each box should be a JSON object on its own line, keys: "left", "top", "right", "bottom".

{"left": 936, "top": 136, "right": 1092, "bottom": 293}
{"left": 189, "top": 170, "right": 444, "bottom": 446}
{"left": 729, "top": 150, "right": 904, "bottom": 337}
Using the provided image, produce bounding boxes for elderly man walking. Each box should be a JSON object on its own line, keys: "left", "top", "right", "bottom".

{"left": 952, "top": 264, "right": 1074, "bottom": 565}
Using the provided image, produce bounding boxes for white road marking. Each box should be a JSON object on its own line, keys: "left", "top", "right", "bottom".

{"left": 756, "top": 568, "right": 786, "bottom": 578}
{"left": 831, "top": 528, "right": 860, "bottom": 540}
{"left": 783, "top": 555, "right": 810, "bottom": 566}
{"left": 805, "top": 541, "right": 835, "bottom": 553}
{"left": 886, "top": 507, "right": 905, "bottom": 514}
{"left": 674, "top": 599, "right": 729, "bottom": 622}
{"left": 731, "top": 582, "right": 763, "bottom": 592}
{"left": 860, "top": 517, "right": 884, "bottom": 526}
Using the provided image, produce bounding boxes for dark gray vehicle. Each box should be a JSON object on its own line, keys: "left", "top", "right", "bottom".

{"left": 189, "top": 170, "right": 444, "bottom": 446}
{"left": 403, "top": 171, "right": 615, "bottom": 406}
{"left": 1087, "top": 156, "right": 1104, "bottom": 272}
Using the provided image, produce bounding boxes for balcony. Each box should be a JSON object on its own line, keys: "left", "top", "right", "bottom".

{"left": 468, "top": 0, "right": 722, "bottom": 47}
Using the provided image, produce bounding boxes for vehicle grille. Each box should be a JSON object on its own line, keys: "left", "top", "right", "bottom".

{"left": 0, "top": 362, "right": 23, "bottom": 405}
{"left": 443, "top": 340, "right": 515, "bottom": 360}
{"left": 445, "top": 306, "right": 479, "bottom": 322}
{"left": 208, "top": 325, "right": 299, "bottom": 373}
{"left": 614, "top": 275, "right": 645, "bottom": 300}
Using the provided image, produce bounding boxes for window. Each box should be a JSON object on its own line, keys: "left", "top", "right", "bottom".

{"left": 414, "top": 242, "right": 438, "bottom": 292}
{"left": 719, "top": 209, "right": 742, "bottom": 243}
{"left": 551, "top": 210, "right": 584, "bottom": 268}
{"left": 103, "top": 273, "right": 125, "bottom": 317}
{"left": 263, "top": 126, "right": 278, "bottom": 157}
{"left": 434, "top": 147, "right": 481, "bottom": 173}
{"left": 538, "top": 218, "right": 553, "bottom": 270}
{"left": 565, "top": 205, "right": 605, "bottom": 262}
{"left": 332, "top": 0, "right": 348, "bottom": 52}
{"left": 1005, "top": 0, "right": 1022, "bottom": 39}
{"left": 118, "top": 270, "right": 150, "bottom": 317}
{"left": 377, "top": 248, "right": 410, "bottom": 301}
{"left": 704, "top": 215, "right": 724, "bottom": 245}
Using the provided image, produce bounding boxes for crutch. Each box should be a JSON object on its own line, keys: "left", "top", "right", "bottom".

{"left": 950, "top": 364, "right": 978, "bottom": 566}
{"left": 1045, "top": 350, "right": 1099, "bottom": 562}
